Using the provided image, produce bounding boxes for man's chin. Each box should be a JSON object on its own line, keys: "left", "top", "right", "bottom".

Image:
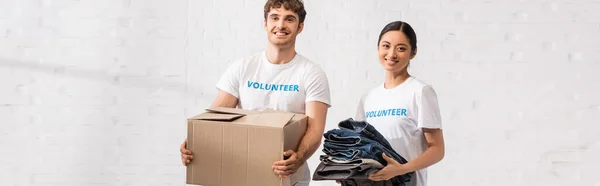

{"left": 269, "top": 40, "right": 293, "bottom": 48}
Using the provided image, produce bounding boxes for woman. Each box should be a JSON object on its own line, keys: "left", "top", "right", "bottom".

{"left": 355, "top": 21, "right": 446, "bottom": 186}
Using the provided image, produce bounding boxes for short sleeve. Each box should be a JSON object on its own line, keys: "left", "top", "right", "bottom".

{"left": 304, "top": 65, "right": 332, "bottom": 107}
{"left": 216, "top": 59, "right": 243, "bottom": 98}
{"left": 354, "top": 96, "right": 366, "bottom": 121}
{"left": 417, "top": 85, "right": 442, "bottom": 129}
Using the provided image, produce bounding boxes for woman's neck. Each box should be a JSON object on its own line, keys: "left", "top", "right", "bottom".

{"left": 384, "top": 70, "right": 411, "bottom": 89}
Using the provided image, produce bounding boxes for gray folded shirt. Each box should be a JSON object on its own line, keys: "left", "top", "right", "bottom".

{"left": 313, "top": 158, "right": 393, "bottom": 186}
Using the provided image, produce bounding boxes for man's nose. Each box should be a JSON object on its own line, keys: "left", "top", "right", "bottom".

{"left": 276, "top": 19, "right": 285, "bottom": 29}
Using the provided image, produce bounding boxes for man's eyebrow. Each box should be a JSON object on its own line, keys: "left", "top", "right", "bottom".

{"left": 284, "top": 15, "right": 297, "bottom": 19}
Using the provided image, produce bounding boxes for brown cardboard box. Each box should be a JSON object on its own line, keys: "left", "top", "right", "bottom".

{"left": 186, "top": 107, "right": 308, "bottom": 186}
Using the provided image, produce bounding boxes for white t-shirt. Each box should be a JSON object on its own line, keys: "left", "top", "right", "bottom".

{"left": 355, "top": 76, "right": 442, "bottom": 186}
{"left": 216, "top": 51, "right": 332, "bottom": 185}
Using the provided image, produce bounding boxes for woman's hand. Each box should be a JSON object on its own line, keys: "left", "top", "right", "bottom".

{"left": 368, "top": 153, "right": 409, "bottom": 181}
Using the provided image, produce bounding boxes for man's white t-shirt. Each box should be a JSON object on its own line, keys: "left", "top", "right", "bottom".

{"left": 216, "top": 51, "right": 332, "bottom": 185}
{"left": 355, "top": 76, "right": 442, "bottom": 186}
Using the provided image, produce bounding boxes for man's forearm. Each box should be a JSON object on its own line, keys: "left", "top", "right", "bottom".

{"left": 295, "top": 125, "right": 323, "bottom": 163}
{"left": 295, "top": 101, "right": 328, "bottom": 163}
{"left": 210, "top": 90, "right": 239, "bottom": 108}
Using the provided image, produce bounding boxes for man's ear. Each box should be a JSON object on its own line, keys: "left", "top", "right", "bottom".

{"left": 264, "top": 19, "right": 267, "bottom": 30}
{"left": 410, "top": 48, "right": 418, "bottom": 59}
{"left": 297, "top": 22, "right": 304, "bottom": 34}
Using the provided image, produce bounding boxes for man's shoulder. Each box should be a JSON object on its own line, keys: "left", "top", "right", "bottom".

{"left": 293, "top": 53, "right": 325, "bottom": 75}
{"left": 236, "top": 51, "right": 264, "bottom": 64}
{"left": 223, "top": 51, "right": 264, "bottom": 72}
{"left": 294, "top": 53, "right": 318, "bottom": 66}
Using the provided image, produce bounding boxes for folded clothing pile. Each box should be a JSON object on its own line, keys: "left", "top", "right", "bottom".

{"left": 312, "top": 118, "right": 414, "bottom": 186}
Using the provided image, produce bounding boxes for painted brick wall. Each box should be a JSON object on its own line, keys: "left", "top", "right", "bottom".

{"left": 1, "top": 0, "right": 599, "bottom": 186}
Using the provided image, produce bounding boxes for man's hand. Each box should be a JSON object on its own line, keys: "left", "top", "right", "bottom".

{"left": 368, "top": 153, "right": 408, "bottom": 181}
{"left": 180, "top": 139, "right": 193, "bottom": 166}
{"left": 179, "top": 90, "right": 237, "bottom": 166}
{"left": 272, "top": 150, "right": 303, "bottom": 178}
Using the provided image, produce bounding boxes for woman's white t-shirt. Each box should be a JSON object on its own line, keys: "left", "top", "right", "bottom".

{"left": 355, "top": 76, "right": 442, "bottom": 186}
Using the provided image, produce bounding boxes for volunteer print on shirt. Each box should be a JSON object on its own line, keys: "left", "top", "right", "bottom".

{"left": 216, "top": 51, "right": 331, "bottom": 114}
{"left": 354, "top": 77, "right": 442, "bottom": 186}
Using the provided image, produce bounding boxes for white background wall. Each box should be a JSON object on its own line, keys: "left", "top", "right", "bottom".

{"left": 1, "top": 0, "right": 599, "bottom": 186}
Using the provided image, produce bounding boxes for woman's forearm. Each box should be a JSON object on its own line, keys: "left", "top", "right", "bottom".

{"left": 402, "top": 145, "right": 444, "bottom": 173}
{"left": 401, "top": 128, "right": 445, "bottom": 174}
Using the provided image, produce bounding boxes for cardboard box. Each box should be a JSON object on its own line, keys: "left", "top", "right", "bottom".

{"left": 186, "top": 107, "right": 308, "bottom": 186}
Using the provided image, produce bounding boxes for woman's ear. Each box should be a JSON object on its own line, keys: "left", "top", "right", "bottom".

{"left": 410, "top": 48, "right": 418, "bottom": 59}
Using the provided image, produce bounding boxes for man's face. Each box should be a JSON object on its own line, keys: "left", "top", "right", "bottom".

{"left": 264, "top": 7, "right": 304, "bottom": 48}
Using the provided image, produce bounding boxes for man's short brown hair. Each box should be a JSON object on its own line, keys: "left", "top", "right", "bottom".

{"left": 263, "top": 0, "right": 307, "bottom": 23}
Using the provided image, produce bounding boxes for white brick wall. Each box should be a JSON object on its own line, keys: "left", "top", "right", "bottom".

{"left": 1, "top": 0, "right": 599, "bottom": 185}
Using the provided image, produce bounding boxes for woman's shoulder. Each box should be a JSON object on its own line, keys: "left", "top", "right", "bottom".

{"left": 406, "top": 76, "right": 436, "bottom": 92}
{"left": 363, "top": 83, "right": 385, "bottom": 96}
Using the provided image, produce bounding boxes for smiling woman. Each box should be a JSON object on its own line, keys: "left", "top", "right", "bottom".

{"left": 352, "top": 21, "right": 445, "bottom": 186}
{"left": 377, "top": 21, "right": 418, "bottom": 75}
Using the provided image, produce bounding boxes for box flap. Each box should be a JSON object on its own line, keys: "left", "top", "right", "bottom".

{"left": 189, "top": 113, "right": 244, "bottom": 121}
{"left": 235, "top": 112, "right": 296, "bottom": 128}
{"left": 206, "top": 107, "right": 259, "bottom": 115}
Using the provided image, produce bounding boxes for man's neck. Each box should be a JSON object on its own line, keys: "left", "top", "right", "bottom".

{"left": 265, "top": 43, "right": 297, "bottom": 64}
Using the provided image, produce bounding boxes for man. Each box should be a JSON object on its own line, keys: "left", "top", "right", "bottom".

{"left": 179, "top": 0, "right": 331, "bottom": 185}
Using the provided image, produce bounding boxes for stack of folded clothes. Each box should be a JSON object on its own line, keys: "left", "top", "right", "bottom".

{"left": 312, "top": 118, "right": 414, "bottom": 186}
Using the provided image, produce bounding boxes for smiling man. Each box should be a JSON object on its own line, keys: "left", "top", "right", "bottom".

{"left": 179, "top": 0, "right": 331, "bottom": 185}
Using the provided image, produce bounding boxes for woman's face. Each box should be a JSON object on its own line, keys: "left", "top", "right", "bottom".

{"left": 378, "top": 30, "right": 416, "bottom": 74}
